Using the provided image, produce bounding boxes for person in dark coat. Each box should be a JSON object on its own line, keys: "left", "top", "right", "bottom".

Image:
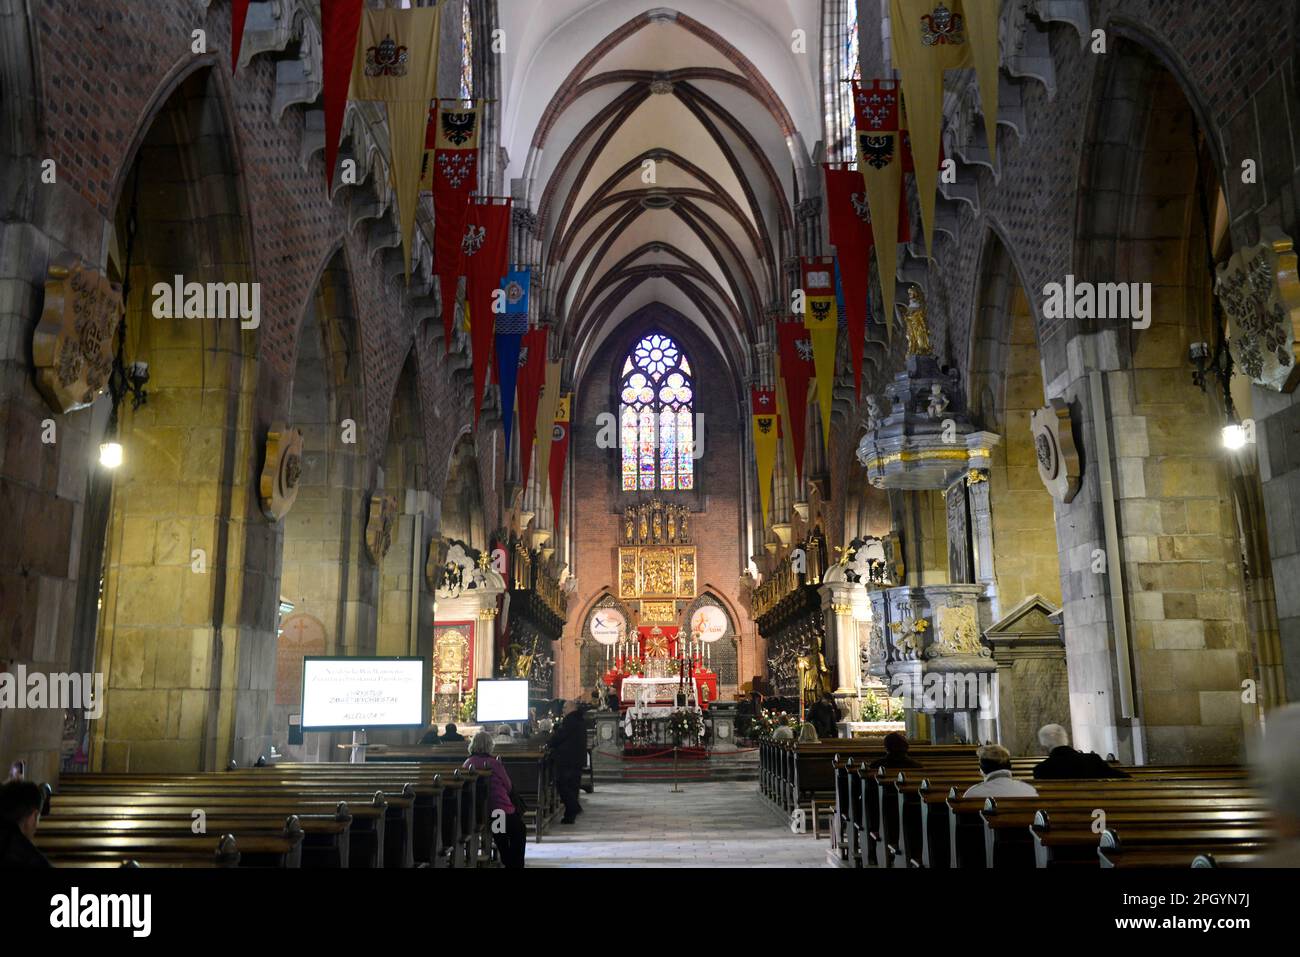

{"left": 548, "top": 702, "right": 587, "bottom": 823}
{"left": 440, "top": 723, "right": 466, "bottom": 743}
{"left": 808, "top": 695, "right": 839, "bottom": 739}
{"left": 0, "top": 780, "right": 51, "bottom": 868}
{"left": 1032, "top": 724, "right": 1129, "bottom": 779}
{"left": 868, "top": 732, "right": 922, "bottom": 770}
{"left": 418, "top": 724, "right": 442, "bottom": 745}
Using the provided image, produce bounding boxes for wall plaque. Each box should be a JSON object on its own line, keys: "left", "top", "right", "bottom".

{"left": 259, "top": 422, "right": 304, "bottom": 520}
{"left": 1030, "top": 397, "right": 1080, "bottom": 503}
{"left": 32, "top": 256, "right": 123, "bottom": 413}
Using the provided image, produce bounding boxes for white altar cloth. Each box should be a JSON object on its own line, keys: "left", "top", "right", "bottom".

{"left": 619, "top": 676, "right": 686, "bottom": 706}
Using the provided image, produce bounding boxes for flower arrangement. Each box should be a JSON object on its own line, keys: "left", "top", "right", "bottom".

{"left": 667, "top": 708, "right": 704, "bottom": 741}
{"left": 621, "top": 656, "right": 646, "bottom": 677}
{"left": 457, "top": 688, "right": 477, "bottom": 724}
{"left": 860, "top": 691, "right": 904, "bottom": 722}
{"left": 746, "top": 707, "right": 803, "bottom": 740}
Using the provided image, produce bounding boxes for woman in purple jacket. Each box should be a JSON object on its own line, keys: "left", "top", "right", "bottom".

{"left": 464, "top": 731, "right": 526, "bottom": 867}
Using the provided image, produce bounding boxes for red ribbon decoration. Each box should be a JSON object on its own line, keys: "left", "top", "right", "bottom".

{"left": 321, "top": 0, "right": 364, "bottom": 191}
{"left": 464, "top": 198, "right": 512, "bottom": 429}
{"left": 776, "top": 320, "right": 814, "bottom": 484}
{"left": 230, "top": 0, "right": 251, "bottom": 74}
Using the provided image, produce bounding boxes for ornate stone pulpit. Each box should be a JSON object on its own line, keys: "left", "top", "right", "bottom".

{"left": 856, "top": 300, "right": 1002, "bottom": 744}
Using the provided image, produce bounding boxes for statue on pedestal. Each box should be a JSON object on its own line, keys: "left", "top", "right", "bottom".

{"left": 904, "top": 285, "right": 933, "bottom": 357}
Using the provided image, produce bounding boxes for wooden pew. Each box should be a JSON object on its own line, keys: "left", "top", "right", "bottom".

{"left": 58, "top": 773, "right": 418, "bottom": 867}
{"left": 34, "top": 831, "right": 295, "bottom": 868}
{"left": 48, "top": 792, "right": 385, "bottom": 867}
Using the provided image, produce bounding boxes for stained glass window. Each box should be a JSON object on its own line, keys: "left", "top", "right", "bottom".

{"left": 619, "top": 333, "right": 695, "bottom": 490}
{"left": 459, "top": 1, "right": 473, "bottom": 102}
{"left": 839, "top": 0, "right": 861, "bottom": 163}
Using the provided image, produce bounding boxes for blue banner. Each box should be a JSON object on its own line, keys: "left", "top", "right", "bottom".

{"left": 495, "top": 269, "right": 531, "bottom": 449}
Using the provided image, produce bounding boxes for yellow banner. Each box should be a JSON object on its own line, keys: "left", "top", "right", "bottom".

{"left": 890, "top": 0, "right": 998, "bottom": 255}
{"left": 534, "top": 360, "right": 563, "bottom": 499}
{"left": 752, "top": 389, "right": 779, "bottom": 531}
{"left": 857, "top": 129, "right": 903, "bottom": 341}
{"left": 804, "top": 295, "right": 838, "bottom": 446}
{"left": 350, "top": 7, "right": 441, "bottom": 280}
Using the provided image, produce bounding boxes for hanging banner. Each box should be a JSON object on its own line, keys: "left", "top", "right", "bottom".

{"left": 852, "top": 78, "right": 905, "bottom": 339}
{"left": 494, "top": 269, "right": 530, "bottom": 451}
{"left": 534, "top": 360, "right": 563, "bottom": 506}
{"left": 825, "top": 162, "right": 903, "bottom": 376}
{"left": 322, "top": 0, "right": 364, "bottom": 191}
{"left": 890, "top": 0, "right": 999, "bottom": 254}
{"left": 518, "top": 326, "right": 549, "bottom": 491}
{"left": 773, "top": 351, "right": 797, "bottom": 507}
{"left": 549, "top": 393, "right": 573, "bottom": 531}
{"left": 801, "top": 257, "right": 838, "bottom": 446}
{"left": 776, "top": 320, "right": 814, "bottom": 485}
{"left": 426, "top": 101, "right": 481, "bottom": 348}
{"left": 349, "top": 5, "right": 441, "bottom": 279}
{"left": 464, "top": 197, "right": 512, "bottom": 428}
{"left": 751, "top": 388, "right": 779, "bottom": 530}
{"left": 231, "top": 0, "right": 251, "bottom": 73}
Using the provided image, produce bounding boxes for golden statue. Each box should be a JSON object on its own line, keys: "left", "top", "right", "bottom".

{"left": 652, "top": 506, "right": 663, "bottom": 543}
{"left": 638, "top": 504, "right": 649, "bottom": 542}
{"left": 903, "top": 285, "right": 933, "bottom": 357}
{"left": 666, "top": 507, "right": 677, "bottom": 543}
{"left": 623, "top": 505, "right": 636, "bottom": 544}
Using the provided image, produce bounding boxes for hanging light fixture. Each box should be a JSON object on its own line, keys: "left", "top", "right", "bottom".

{"left": 101, "top": 163, "right": 147, "bottom": 469}
{"left": 1188, "top": 117, "right": 1243, "bottom": 453}
{"left": 98, "top": 440, "right": 124, "bottom": 469}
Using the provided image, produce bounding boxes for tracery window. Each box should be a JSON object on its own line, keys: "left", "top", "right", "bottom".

{"left": 620, "top": 333, "right": 695, "bottom": 491}
{"left": 459, "top": 1, "right": 474, "bottom": 101}
{"left": 837, "top": 0, "right": 861, "bottom": 163}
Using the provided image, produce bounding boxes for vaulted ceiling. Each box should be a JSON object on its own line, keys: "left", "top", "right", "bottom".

{"left": 499, "top": 1, "right": 824, "bottom": 386}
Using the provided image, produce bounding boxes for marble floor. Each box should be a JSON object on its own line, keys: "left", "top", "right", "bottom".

{"left": 525, "top": 780, "right": 831, "bottom": 868}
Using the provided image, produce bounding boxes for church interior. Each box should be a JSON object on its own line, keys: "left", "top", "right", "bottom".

{"left": 1, "top": 0, "right": 1300, "bottom": 896}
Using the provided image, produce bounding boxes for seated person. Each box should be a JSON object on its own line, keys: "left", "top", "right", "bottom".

{"left": 418, "top": 724, "right": 442, "bottom": 745}
{"left": 1032, "top": 724, "right": 1129, "bottom": 779}
{"left": 440, "top": 722, "right": 466, "bottom": 743}
{"left": 963, "top": 744, "right": 1038, "bottom": 798}
{"left": 869, "top": 731, "right": 922, "bottom": 769}
{"left": 796, "top": 722, "right": 819, "bottom": 744}
{"left": 808, "top": 694, "right": 839, "bottom": 739}
{"left": 771, "top": 716, "right": 795, "bottom": 742}
{"left": 0, "top": 780, "right": 51, "bottom": 868}
{"left": 493, "top": 723, "right": 514, "bottom": 746}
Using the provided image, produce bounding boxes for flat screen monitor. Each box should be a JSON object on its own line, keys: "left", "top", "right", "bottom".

{"left": 300, "top": 656, "right": 427, "bottom": 731}
{"left": 475, "top": 678, "right": 530, "bottom": 723}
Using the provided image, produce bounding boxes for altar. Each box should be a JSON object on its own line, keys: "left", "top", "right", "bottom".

{"left": 620, "top": 675, "right": 686, "bottom": 708}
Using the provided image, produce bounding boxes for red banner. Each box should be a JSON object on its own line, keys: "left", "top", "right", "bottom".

{"left": 824, "top": 165, "right": 873, "bottom": 399}
{"left": 427, "top": 103, "right": 481, "bottom": 350}
{"left": 464, "top": 197, "right": 512, "bottom": 428}
{"left": 321, "top": 0, "right": 364, "bottom": 191}
{"left": 776, "top": 321, "right": 814, "bottom": 484}
{"left": 517, "top": 326, "right": 548, "bottom": 490}
{"left": 548, "top": 393, "right": 572, "bottom": 530}
{"left": 230, "top": 0, "right": 251, "bottom": 73}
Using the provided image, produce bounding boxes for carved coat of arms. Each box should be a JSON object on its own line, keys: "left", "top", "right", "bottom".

{"left": 1218, "top": 227, "right": 1300, "bottom": 393}
{"left": 365, "top": 494, "right": 399, "bottom": 563}
{"left": 32, "top": 256, "right": 123, "bottom": 414}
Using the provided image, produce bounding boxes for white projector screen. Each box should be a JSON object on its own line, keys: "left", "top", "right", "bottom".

{"left": 475, "top": 679, "right": 530, "bottom": 723}
{"left": 300, "top": 657, "right": 426, "bottom": 731}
